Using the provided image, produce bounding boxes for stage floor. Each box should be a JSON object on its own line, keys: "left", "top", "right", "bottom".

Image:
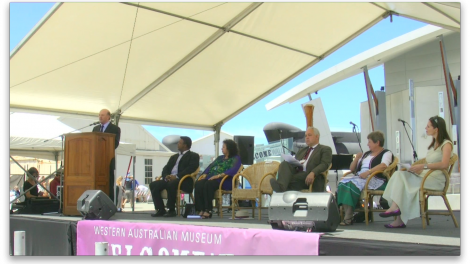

{"left": 15, "top": 203, "right": 460, "bottom": 247}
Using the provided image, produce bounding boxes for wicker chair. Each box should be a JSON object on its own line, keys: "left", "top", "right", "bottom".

{"left": 300, "top": 163, "right": 332, "bottom": 193}
{"left": 340, "top": 156, "right": 399, "bottom": 225}
{"left": 156, "top": 167, "right": 200, "bottom": 216}
{"left": 417, "top": 154, "right": 459, "bottom": 229}
{"left": 209, "top": 164, "right": 244, "bottom": 218}
{"left": 231, "top": 161, "right": 280, "bottom": 220}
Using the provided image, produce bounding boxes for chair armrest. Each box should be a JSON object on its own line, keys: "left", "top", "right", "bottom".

{"left": 307, "top": 168, "right": 330, "bottom": 192}
{"left": 259, "top": 172, "right": 276, "bottom": 188}
{"left": 341, "top": 171, "right": 354, "bottom": 179}
{"left": 219, "top": 174, "right": 230, "bottom": 189}
{"left": 232, "top": 172, "right": 252, "bottom": 188}
{"left": 178, "top": 173, "right": 196, "bottom": 190}
{"left": 420, "top": 169, "right": 449, "bottom": 190}
{"left": 363, "top": 170, "right": 386, "bottom": 190}
{"left": 198, "top": 174, "right": 207, "bottom": 181}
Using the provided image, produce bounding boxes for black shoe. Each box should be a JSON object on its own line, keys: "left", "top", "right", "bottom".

{"left": 164, "top": 211, "right": 177, "bottom": 217}
{"left": 151, "top": 210, "right": 166, "bottom": 217}
{"left": 270, "top": 178, "right": 283, "bottom": 193}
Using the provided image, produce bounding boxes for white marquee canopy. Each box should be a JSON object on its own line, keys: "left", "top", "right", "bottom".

{"left": 10, "top": 2, "right": 460, "bottom": 130}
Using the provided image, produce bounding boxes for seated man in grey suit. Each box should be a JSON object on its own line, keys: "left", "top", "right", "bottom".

{"left": 270, "top": 127, "right": 332, "bottom": 192}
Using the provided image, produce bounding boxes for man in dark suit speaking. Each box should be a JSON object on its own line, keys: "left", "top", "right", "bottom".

{"left": 93, "top": 109, "right": 121, "bottom": 202}
{"left": 271, "top": 127, "right": 332, "bottom": 192}
{"left": 92, "top": 109, "right": 121, "bottom": 149}
{"left": 149, "top": 136, "right": 199, "bottom": 217}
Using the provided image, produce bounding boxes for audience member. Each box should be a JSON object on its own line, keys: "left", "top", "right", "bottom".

{"left": 49, "top": 169, "right": 63, "bottom": 197}
{"left": 115, "top": 176, "right": 125, "bottom": 212}
{"left": 23, "top": 167, "right": 40, "bottom": 200}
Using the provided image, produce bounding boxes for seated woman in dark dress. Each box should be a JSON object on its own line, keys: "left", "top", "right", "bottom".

{"left": 194, "top": 139, "right": 242, "bottom": 218}
{"left": 23, "top": 167, "right": 41, "bottom": 200}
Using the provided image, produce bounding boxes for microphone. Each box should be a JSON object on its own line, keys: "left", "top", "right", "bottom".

{"left": 398, "top": 118, "right": 405, "bottom": 123}
{"left": 91, "top": 121, "right": 100, "bottom": 126}
{"left": 350, "top": 121, "right": 357, "bottom": 127}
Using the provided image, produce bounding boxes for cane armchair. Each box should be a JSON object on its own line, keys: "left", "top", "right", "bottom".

{"left": 340, "top": 156, "right": 399, "bottom": 225}
{"left": 232, "top": 161, "right": 280, "bottom": 220}
{"left": 156, "top": 167, "right": 200, "bottom": 216}
{"left": 418, "top": 154, "right": 459, "bottom": 229}
{"left": 300, "top": 163, "right": 332, "bottom": 193}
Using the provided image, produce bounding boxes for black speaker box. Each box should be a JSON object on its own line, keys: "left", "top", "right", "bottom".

{"left": 268, "top": 191, "right": 340, "bottom": 232}
{"left": 77, "top": 190, "right": 117, "bottom": 220}
{"left": 233, "top": 135, "right": 254, "bottom": 165}
{"left": 14, "top": 198, "right": 60, "bottom": 215}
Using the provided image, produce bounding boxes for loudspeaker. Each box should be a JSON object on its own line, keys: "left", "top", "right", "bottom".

{"left": 77, "top": 190, "right": 117, "bottom": 220}
{"left": 15, "top": 198, "right": 60, "bottom": 215}
{"left": 233, "top": 135, "right": 254, "bottom": 165}
{"left": 268, "top": 191, "right": 340, "bottom": 232}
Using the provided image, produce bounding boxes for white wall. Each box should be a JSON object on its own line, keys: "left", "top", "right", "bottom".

{"left": 116, "top": 152, "right": 174, "bottom": 187}
{"left": 191, "top": 131, "right": 234, "bottom": 156}
{"left": 58, "top": 117, "right": 170, "bottom": 151}
{"left": 384, "top": 32, "right": 460, "bottom": 163}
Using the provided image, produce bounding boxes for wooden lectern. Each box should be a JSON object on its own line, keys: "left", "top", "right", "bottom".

{"left": 63, "top": 132, "right": 115, "bottom": 216}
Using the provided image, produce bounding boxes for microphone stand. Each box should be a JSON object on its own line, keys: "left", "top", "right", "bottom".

{"left": 400, "top": 120, "right": 418, "bottom": 162}
{"left": 282, "top": 146, "right": 296, "bottom": 156}
{"left": 352, "top": 125, "right": 363, "bottom": 153}
{"left": 43, "top": 122, "right": 99, "bottom": 143}
{"left": 278, "top": 129, "right": 286, "bottom": 154}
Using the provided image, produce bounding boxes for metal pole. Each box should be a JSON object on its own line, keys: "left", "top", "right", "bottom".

{"left": 95, "top": 242, "right": 108, "bottom": 256}
{"left": 213, "top": 122, "right": 222, "bottom": 157}
{"left": 14, "top": 231, "right": 25, "bottom": 256}
{"left": 132, "top": 156, "right": 136, "bottom": 212}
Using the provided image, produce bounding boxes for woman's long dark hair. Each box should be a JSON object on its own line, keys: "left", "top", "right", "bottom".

{"left": 223, "top": 139, "right": 239, "bottom": 158}
{"left": 428, "top": 116, "right": 451, "bottom": 150}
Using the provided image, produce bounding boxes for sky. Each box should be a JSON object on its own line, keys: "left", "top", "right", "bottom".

{"left": 9, "top": 2, "right": 429, "bottom": 146}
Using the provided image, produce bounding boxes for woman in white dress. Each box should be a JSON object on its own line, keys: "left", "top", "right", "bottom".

{"left": 336, "top": 131, "right": 393, "bottom": 225}
{"left": 381, "top": 116, "right": 453, "bottom": 228}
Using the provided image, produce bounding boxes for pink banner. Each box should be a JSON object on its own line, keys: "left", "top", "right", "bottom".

{"left": 77, "top": 220, "right": 321, "bottom": 255}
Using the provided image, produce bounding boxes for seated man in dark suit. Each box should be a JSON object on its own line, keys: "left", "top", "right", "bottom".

{"left": 92, "top": 108, "right": 121, "bottom": 202}
{"left": 149, "top": 136, "right": 199, "bottom": 217}
{"left": 270, "top": 127, "right": 332, "bottom": 192}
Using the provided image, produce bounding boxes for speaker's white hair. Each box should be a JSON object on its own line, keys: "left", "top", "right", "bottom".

{"left": 306, "top": 126, "right": 320, "bottom": 137}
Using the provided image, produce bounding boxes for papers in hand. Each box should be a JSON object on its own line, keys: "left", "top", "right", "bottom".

{"left": 400, "top": 163, "right": 419, "bottom": 176}
{"left": 399, "top": 163, "right": 411, "bottom": 170}
{"left": 281, "top": 154, "right": 302, "bottom": 167}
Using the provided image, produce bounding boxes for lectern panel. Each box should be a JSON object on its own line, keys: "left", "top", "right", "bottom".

{"left": 64, "top": 184, "right": 93, "bottom": 215}
{"left": 67, "top": 138, "right": 92, "bottom": 177}
{"left": 64, "top": 132, "right": 115, "bottom": 215}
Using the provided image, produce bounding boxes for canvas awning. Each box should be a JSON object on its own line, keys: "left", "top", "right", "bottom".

{"left": 265, "top": 25, "right": 453, "bottom": 110}
{"left": 10, "top": 2, "right": 460, "bottom": 130}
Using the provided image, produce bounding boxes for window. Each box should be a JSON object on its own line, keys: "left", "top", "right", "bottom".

{"left": 144, "top": 159, "right": 153, "bottom": 185}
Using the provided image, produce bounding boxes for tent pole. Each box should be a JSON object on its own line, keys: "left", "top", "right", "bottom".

{"left": 132, "top": 156, "right": 136, "bottom": 213}
{"left": 213, "top": 122, "right": 223, "bottom": 157}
